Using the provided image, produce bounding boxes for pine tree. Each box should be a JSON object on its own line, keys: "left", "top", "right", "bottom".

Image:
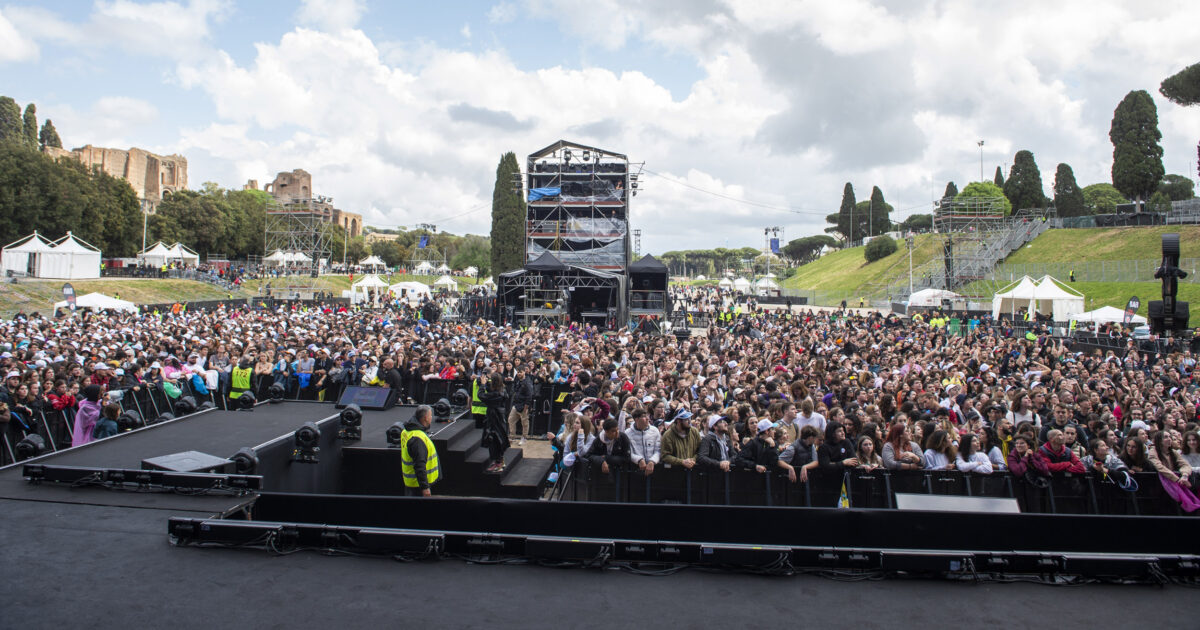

{"left": 994, "top": 166, "right": 1005, "bottom": 188}
{"left": 0, "top": 97, "right": 22, "bottom": 146}
{"left": 943, "top": 181, "right": 958, "bottom": 199}
{"left": 1052, "top": 163, "right": 1087, "bottom": 217}
{"left": 39, "top": 119, "right": 62, "bottom": 149}
{"left": 489, "top": 152, "right": 525, "bottom": 279}
{"left": 826, "top": 182, "right": 857, "bottom": 243}
{"left": 1003, "top": 150, "right": 1047, "bottom": 211}
{"left": 22, "top": 104, "right": 37, "bottom": 148}
{"left": 1110, "top": 89, "right": 1165, "bottom": 208}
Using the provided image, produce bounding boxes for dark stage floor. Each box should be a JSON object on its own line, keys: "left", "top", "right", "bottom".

{"left": 2, "top": 498, "right": 1199, "bottom": 628}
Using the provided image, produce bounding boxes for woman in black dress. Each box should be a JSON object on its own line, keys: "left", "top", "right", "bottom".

{"left": 479, "top": 373, "right": 511, "bottom": 474}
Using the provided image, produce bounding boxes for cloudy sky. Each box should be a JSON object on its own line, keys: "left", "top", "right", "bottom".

{"left": 3, "top": 0, "right": 1198, "bottom": 253}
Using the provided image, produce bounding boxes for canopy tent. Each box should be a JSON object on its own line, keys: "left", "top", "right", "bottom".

{"left": 54, "top": 292, "right": 137, "bottom": 313}
{"left": 462, "top": 266, "right": 478, "bottom": 277}
{"left": 389, "top": 281, "right": 432, "bottom": 303}
{"left": 287, "top": 252, "right": 312, "bottom": 263}
{"left": 348, "top": 274, "right": 390, "bottom": 306}
{"left": 1, "top": 232, "right": 54, "bottom": 277}
{"left": 412, "top": 261, "right": 434, "bottom": 274}
{"left": 762, "top": 272, "right": 777, "bottom": 279}
{"left": 754, "top": 277, "right": 780, "bottom": 296}
{"left": 908, "top": 288, "right": 961, "bottom": 308}
{"left": 732, "top": 277, "right": 752, "bottom": 291}
{"left": 717, "top": 277, "right": 734, "bottom": 288}
{"left": 435, "top": 263, "right": 451, "bottom": 273}
{"left": 1074, "top": 305, "right": 1146, "bottom": 325}
{"left": 694, "top": 275, "right": 707, "bottom": 281}
{"left": 481, "top": 277, "right": 496, "bottom": 286}
{"left": 358, "top": 255, "right": 386, "bottom": 270}
{"left": 264, "top": 250, "right": 288, "bottom": 265}
{"left": 433, "top": 274, "right": 457, "bottom": 288}
{"left": 165, "top": 242, "right": 199, "bottom": 266}
{"left": 40, "top": 232, "right": 101, "bottom": 279}
{"left": 525, "top": 251, "right": 568, "bottom": 272}
{"left": 991, "top": 276, "right": 1039, "bottom": 319}
{"left": 1031, "top": 275, "right": 1085, "bottom": 322}
{"left": 137, "top": 241, "right": 174, "bottom": 267}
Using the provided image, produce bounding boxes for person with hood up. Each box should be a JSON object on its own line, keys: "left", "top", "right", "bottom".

{"left": 587, "top": 417, "right": 632, "bottom": 477}
{"left": 818, "top": 421, "right": 859, "bottom": 472}
{"left": 71, "top": 385, "right": 103, "bottom": 447}
{"left": 478, "top": 373, "right": 511, "bottom": 474}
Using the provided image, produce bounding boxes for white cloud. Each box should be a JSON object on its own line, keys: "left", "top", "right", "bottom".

{"left": 0, "top": 9, "right": 39, "bottom": 62}
{"left": 294, "top": 0, "right": 364, "bottom": 32}
{"left": 460, "top": 23, "right": 471, "bottom": 39}
{"left": 487, "top": 2, "right": 517, "bottom": 24}
{"left": 45, "top": 96, "right": 161, "bottom": 150}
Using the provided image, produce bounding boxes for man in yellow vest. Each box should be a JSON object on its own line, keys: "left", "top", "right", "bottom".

{"left": 471, "top": 373, "right": 488, "bottom": 425}
{"left": 401, "top": 405, "right": 440, "bottom": 496}
{"left": 229, "top": 358, "right": 253, "bottom": 401}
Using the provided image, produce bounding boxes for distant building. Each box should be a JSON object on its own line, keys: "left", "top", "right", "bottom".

{"left": 43, "top": 144, "right": 187, "bottom": 209}
{"left": 259, "top": 169, "right": 362, "bottom": 238}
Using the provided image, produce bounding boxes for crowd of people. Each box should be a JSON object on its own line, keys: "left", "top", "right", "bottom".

{"left": 1, "top": 285, "right": 1198, "bottom": 514}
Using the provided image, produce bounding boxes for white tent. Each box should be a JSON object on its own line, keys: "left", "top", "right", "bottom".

{"left": 390, "top": 281, "right": 432, "bottom": 303}
{"left": 733, "top": 277, "right": 752, "bottom": 291}
{"left": 1074, "top": 305, "right": 1146, "bottom": 325}
{"left": 463, "top": 266, "right": 478, "bottom": 277}
{"left": 54, "top": 292, "right": 137, "bottom": 313}
{"left": 1, "top": 232, "right": 54, "bottom": 277}
{"left": 287, "top": 252, "right": 312, "bottom": 263}
{"left": 436, "top": 263, "right": 451, "bottom": 273}
{"left": 718, "top": 277, "right": 734, "bottom": 289}
{"left": 352, "top": 274, "right": 389, "bottom": 289}
{"left": 359, "top": 255, "right": 386, "bottom": 271}
{"left": 138, "top": 241, "right": 174, "bottom": 267}
{"left": 413, "top": 261, "right": 434, "bottom": 274}
{"left": 909, "top": 288, "right": 961, "bottom": 308}
{"left": 481, "top": 277, "right": 496, "bottom": 286}
{"left": 991, "top": 276, "right": 1039, "bottom": 319}
{"left": 165, "top": 242, "right": 199, "bottom": 266}
{"left": 695, "top": 275, "right": 707, "bottom": 281}
{"left": 40, "top": 232, "right": 101, "bottom": 279}
{"left": 350, "top": 274, "right": 390, "bottom": 306}
{"left": 433, "top": 274, "right": 457, "bottom": 288}
{"left": 1031, "top": 275, "right": 1085, "bottom": 322}
{"left": 754, "top": 277, "right": 780, "bottom": 295}
{"left": 763, "top": 272, "right": 777, "bottom": 279}
{"left": 264, "top": 250, "right": 288, "bottom": 266}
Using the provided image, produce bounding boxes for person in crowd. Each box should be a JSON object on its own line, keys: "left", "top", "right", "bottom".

{"left": 855, "top": 434, "right": 883, "bottom": 470}
{"left": 1006, "top": 435, "right": 1036, "bottom": 477}
{"left": 882, "top": 423, "right": 923, "bottom": 471}
{"left": 508, "top": 364, "right": 534, "bottom": 445}
{"left": 400, "top": 405, "right": 439, "bottom": 496}
{"left": 478, "top": 373, "right": 510, "bottom": 474}
{"left": 796, "top": 398, "right": 826, "bottom": 434}
{"left": 587, "top": 417, "right": 632, "bottom": 477}
{"left": 1180, "top": 431, "right": 1200, "bottom": 470}
{"left": 697, "top": 415, "right": 733, "bottom": 472}
{"left": 735, "top": 419, "right": 780, "bottom": 473}
{"left": 955, "top": 433, "right": 993, "bottom": 474}
{"left": 1081, "top": 438, "right": 1134, "bottom": 490}
{"left": 779, "top": 425, "right": 822, "bottom": 482}
{"left": 979, "top": 427, "right": 1007, "bottom": 471}
{"left": 661, "top": 411, "right": 702, "bottom": 470}
{"left": 818, "top": 421, "right": 858, "bottom": 473}
{"left": 1148, "top": 431, "right": 1200, "bottom": 512}
{"left": 71, "top": 385, "right": 103, "bottom": 447}
{"left": 1119, "top": 437, "right": 1149, "bottom": 473}
{"left": 1033, "top": 429, "right": 1086, "bottom": 475}
{"left": 922, "top": 429, "right": 957, "bottom": 470}
{"left": 626, "top": 408, "right": 661, "bottom": 477}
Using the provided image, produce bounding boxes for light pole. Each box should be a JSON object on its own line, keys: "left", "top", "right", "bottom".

{"left": 906, "top": 235, "right": 915, "bottom": 295}
{"left": 139, "top": 198, "right": 154, "bottom": 259}
{"left": 977, "top": 140, "right": 985, "bottom": 182}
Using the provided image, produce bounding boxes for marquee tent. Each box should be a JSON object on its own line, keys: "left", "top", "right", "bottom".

{"left": 413, "top": 261, "right": 434, "bottom": 274}
{"left": 718, "top": 277, "right": 733, "bottom": 289}
{"left": 991, "top": 276, "right": 1039, "bottom": 319}
{"left": 1073, "top": 305, "right": 1146, "bottom": 325}
{"left": 433, "top": 275, "right": 457, "bottom": 288}
{"left": 165, "top": 242, "right": 199, "bottom": 266}
{"left": 359, "top": 255, "right": 386, "bottom": 271}
{"left": 908, "top": 288, "right": 961, "bottom": 308}
{"left": 733, "top": 277, "right": 752, "bottom": 291}
{"left": 1031, "top": 275, "right": 1085, "bottom": 322}
{"left": 435, "top": 263, "right": 451, "bottom": 273}
{"left": 54, "top": 292, "right": 137, "bottom": 313}
{"left": 1, "top": 232, "right": 54, "bottom": 277}
{"left": 137, "top": 241, "right": 174, "bottom": 267}
{"left": 390, "top": 281, "right": 432, "bottom": 303}
{"left": 40, "top": 232, "right": 101, "bottom": 279}
{"left": 463, "top": 266, "right": 478, "bottom": 277}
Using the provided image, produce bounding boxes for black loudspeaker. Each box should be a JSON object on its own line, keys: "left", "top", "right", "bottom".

{"left": 336, "top": 386, "right": 396, "bottom": 410}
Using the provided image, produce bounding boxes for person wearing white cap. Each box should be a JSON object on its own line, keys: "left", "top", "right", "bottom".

{"left": 697, "top": 415, "right": 732, "bottom": 472}
{"left": 734, "top": 418, "right": 779, "bottom": 473}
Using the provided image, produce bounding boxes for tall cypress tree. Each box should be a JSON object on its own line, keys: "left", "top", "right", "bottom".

{"left": 867, "top": 186, "right": 893, "bottom": 236}
{"left": 993, "top": 166, "right": 1005, "bottom": 188}
{"left": 39, "top": 120, "right": 62, "bottom": 149}
{"left": 1052, "top": 163, "right": 1087, "bottom": 217}
{"left": 22, "top": 103, "right": 37, "bottom": 148}
{"left": 943, "top": 181, "right": 958, "bottom": 199}
{"left": 1003, "top": 150, "right": 1047, "bottom": 211}
{"left": 1110, "top": 89, "right": 1165, "bottom": 208}
{"left": 490, "top": 152, "right": 526, "bottom": 279}
{"left": 826, "top": 182, "right": 857, "bottom": 243}
{"left": 0, "top": 97, "right": 21, "bottom": 146}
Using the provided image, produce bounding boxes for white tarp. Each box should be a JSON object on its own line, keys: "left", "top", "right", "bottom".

{"left": 40, "top": 232, "right": 101, "bottom": 279}
{"left": 909, "top": 288, "right": 961, "bottom": 308}
{"left": 1074, "top": 305, "right": 1146, "bottom": 325}
{"left": 55, "top": 292, "right": 137, "bottom": 313}
{"left": 1, "top": 232, "right": 54, "bottom": 277}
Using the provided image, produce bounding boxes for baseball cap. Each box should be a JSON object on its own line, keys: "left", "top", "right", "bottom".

{"left": 756, "top": 419, "right": 776, "bottom": 434}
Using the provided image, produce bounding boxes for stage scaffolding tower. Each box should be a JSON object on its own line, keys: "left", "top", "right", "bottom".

{"left": 264, "top": 198, "right": 335, "bottom": 299}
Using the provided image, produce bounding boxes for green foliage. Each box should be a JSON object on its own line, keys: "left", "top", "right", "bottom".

{"left": 1160, "top": 62, "right": 1200, "bottom": 106}
{"left": 826, "top": 182, "right": 860, "bottom": 243}
{"left": 782, "top": 235, "right": 837, "bottom": 265}
{"left": 1003, "top": 150, "right": 1047, "bottom": 211}
{"left": 1148, "top": 191, "right": 1173, "bottom": 213}
{"left": 369, "top": 240, "right": 406, "bottom": 268}
{"left": 864, "top": 235, "right": 897, "bottom": 263}
{"left": 0, "top": 97, "right": 21, "bottom": 145}
{"left": 1052, "top": 163, "right": 1087, "bottom": 218}
{"left": 147, "top": 186, "right": 268, "bottom": 259}
{"left": 956, "top": 181, "right": 1012, "bottom": 215}
{"left": 450, "top": 234, "right": 491, "bottom": 277}
{"left": 943, "top": 181, "right": 958, "bottom": 199}
{"left": 866, "top": 186, "right": 893, "bottom": 236}
{"left": 1109, "top": 89, "right": 1165, "bottom": 203}
{"left": 490, "top": 152, "right": 525, "bottom": 280}
{"left": 900, "top": 214, "right": 933, "bottom": 232}
{"left": 39, "top": 120, "right": 61, "bottom": 149}
{"left": 1081, "top": 183, "right": 1127, "bottom": 214}
{"left": 1158, "top": 174, "right": 1195, "bottom": 201}
{"left": 994, "top": 166, "right": 1005, "bottom": 188}
{"left": 21, "top": 104, "right": 36, "bottom": 148}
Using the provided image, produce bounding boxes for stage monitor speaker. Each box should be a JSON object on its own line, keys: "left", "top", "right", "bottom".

{"left": 337, "top": 386, "right": 397, "bottom": 410}
{"left": 142, "top": 451, "right": 233, "bottom": 474}
{"left": 894, "top": 493, "right": 1020, "bottom": 513}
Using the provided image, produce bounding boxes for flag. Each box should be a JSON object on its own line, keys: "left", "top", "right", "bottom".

{"left": 838, "top": 480, "right": 850, "bottom": 508}
{"left": 418, "top": 235, "right": 429, "bottom": 249}
{"left": 1123, "top": 296, "right": 1140, "bottom": 324}
{"left": 770, "top": 238, "right": 780, "bottom": 254}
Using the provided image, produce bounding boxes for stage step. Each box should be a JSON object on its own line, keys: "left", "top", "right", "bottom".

{"left": 501, "top": 457, "right": 553, "bottom": 488}
{"left": 465, "top": 445, "right": 524, "bottom": 472}
{"left": 430, "top": 418, "right": 476, "bottom": 449}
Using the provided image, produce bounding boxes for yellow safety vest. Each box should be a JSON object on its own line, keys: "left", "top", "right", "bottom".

{"left": 401, "top": 428, "right": 440, "bottom": 488}
{"left": 230, "top": 367, "right": 252, "bottom": 398}
{"left": 471, "top": 379, "right": 487, "bottom": 416}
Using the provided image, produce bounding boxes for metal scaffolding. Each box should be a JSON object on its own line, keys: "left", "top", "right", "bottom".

{"left": 264, "top": 198, "right": 334, "bottom": 298}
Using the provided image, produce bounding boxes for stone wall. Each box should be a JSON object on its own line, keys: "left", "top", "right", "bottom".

{"left": 42, "top": 144, "right": 188, "bottom": 207}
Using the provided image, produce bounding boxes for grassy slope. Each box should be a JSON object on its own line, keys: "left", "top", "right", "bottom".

{"left": 239, "top": 274, "right": 481, "bottom": 295}
{"left": 781, "top": 233, "right": 940, "bottom": 295}
{"left": 1004, "top": 226, "right": 1200, "bottom": 264}
{"left": 0, "top": 279, "right": 241, "bottom": 316}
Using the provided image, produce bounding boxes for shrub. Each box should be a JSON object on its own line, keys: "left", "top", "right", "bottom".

{"left": 864, "top": 235, "right": 898, "bottom": 263}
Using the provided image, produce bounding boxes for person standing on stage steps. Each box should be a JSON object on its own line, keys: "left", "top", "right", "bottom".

{"left": 401, "top": 405, "right": 440, "bottom": 496}
{"left": 479, "top": 373, "right": 511, "bottom": 474}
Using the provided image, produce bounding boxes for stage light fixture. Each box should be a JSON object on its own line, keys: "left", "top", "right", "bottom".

{"left": 236, "top": 390, "right": 257, "bottom": 411}
{"left": 232, "top": 447, "right": 259, "bottom": 475}
{"left": 433, "top": 398, "right": 452, "bottom": 421}
{"left": 339, "top": 404, "right": 363, "bottom": 441}
{"left": 386, "top": 421, "right": 405, "bottom": 448}
{"left": 117, "top": 410, "right": 143, "bottom": 432}
{"left": 292, "top": 422, "right": 321, "bottom": 463}
{"left": 153, "top": 412, "right": 176, "bottom": 425}
{"left": 197, "top": 401, "right": 216, "bottom": 412}
{"left": 582, "top": 150, "right": 591, "bottom": 161}
{"left": 563, "top": 149, "right": 572, "bottom": 160}
{"left": 15, "top": 434, "right": 45, "bottom": 461}
{"left": 451, "top": 388, "right": 470, "bottom": 408}
{"left": 268, "top": 383, "right": 286, "bottom": 403}
{"left": 173, "top": 396, "right": 197, "bottom": 416}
